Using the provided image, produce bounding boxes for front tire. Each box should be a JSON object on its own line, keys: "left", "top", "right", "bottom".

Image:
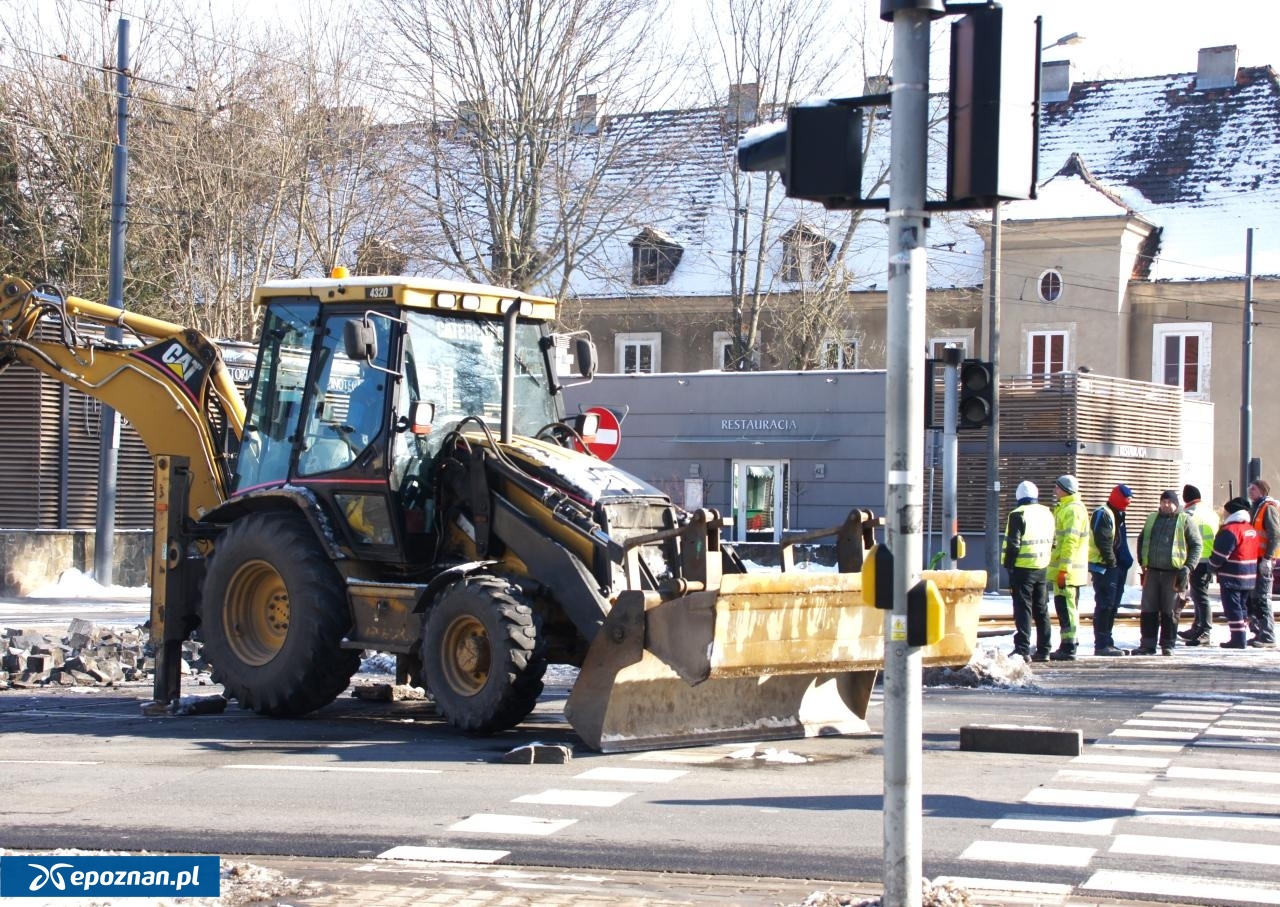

{"left": 422, "top": 576, "right": 545, "bottom": 733}
{"left": 202, "top": 512, "right": 359, "bottom": 716}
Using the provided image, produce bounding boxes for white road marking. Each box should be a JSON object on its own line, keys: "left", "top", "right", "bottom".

{"left": 1071, "top": 754, "right": 1169, "bottom": 768}
{"left": 1158, "top": 699, "right": 1231, "bottom": 710}
{"left": 932, "top": 876, "right": 1071, "bottom": 899}
{"left": 960, "top": 840, "right": 1095, "bottom": 867}
{"left": 1054, "top": 769, "right": 1155, "bottom": 785}
{"left": 1022, "top": 788, "right": 1139, "bottom": 809}
{"left": 1138, "top": 710, "right": 1222, "bottom": 722}
{"left": 1112, "top": 833, "right": 1280, "bottom": 865}
{"left": 628, "top": 750, "right": 727, "bottom": 764}
{"left": 1200, "top": 725, "right": 1280, "bottom": 739}
{"left": 1166, "top": 765, "right": 1280, "bottom": 785}
{"left": 377, "top": 845, "right": 509, "bottom": 863}
{"left": 224, "top": 764, "right": 442, "bottom": 774}
{"left": 512, "top": 789, "right": 634, "bottom": 807}
{"left": 992, "top": 815, "right": 1117, "bottom": 836}
{"left": 575, "top": 766, "right": 687, "bottom": 783}
{"left": 450, "top": 814, "right": 577, "bottom": 836}
{"left": 1147, "top": 787, "right": 1280, "bottom": 807}
{"left": 1133, "top": 808, "right": 1280, "bottom": 832}
{"left": 1106, "top": 728, "right": 1199, "bottom": 741}
{"left": 1084, "top": 870, "right": 1280, "bottom": 905}
{"left": 1124, "top": 719, "right": 1212, "bottom": 730}
{"left": 1093, "top": 742, "right": 1184, "bottom": 753}
{"left": 1229, "top": 704, "right": 1280, "bottom": 713}
{"left": 1214, "top": 719, "right": 1280, "bottom": 728}
{"left": 0, "top": 759, "right": 102, "bottom": 765}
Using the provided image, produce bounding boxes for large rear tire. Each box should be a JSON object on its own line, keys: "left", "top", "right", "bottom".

{"left": 202, "top": 512, "right": 359, "bottom": 716}
{"left": 422, "top": 576, "right": 545, "bottom": 733}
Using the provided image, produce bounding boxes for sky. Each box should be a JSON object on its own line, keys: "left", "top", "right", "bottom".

{"left": 994, "top": 0, "right": 1280, "bottom": 81}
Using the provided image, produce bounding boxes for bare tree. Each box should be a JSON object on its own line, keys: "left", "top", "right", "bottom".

{"left": 686, "top": 0, "right": 897, "bottom": 371}
{"left": 375, "top": 0, "right": 689, "bottom": 296}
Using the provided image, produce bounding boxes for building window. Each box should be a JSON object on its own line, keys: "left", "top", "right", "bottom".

{"left": 1153, "top": 322, "right": 1211, "bottom": 399}
{"left": 615, "top": 332, "right": 660, "bottom": 374}
{"left": 929, "top": 334, "right": 971, "bottom": 360}
{"left": 1038, "top": 269, "right": 1063, "bottom": 302}
{"left": 629, "top": 227, "right": 682, "bottom": 286}
{"left": 713, "top": 330, "right": 759, "bottom": 370}
{"left": 781, "top": 225, "right": 835, "bottom": 283}
{"left": 820, "top": 334, "right": 858, "bottom": 369}
{"left": 1028, "top": 330, "right": 1069, "bottom": 376}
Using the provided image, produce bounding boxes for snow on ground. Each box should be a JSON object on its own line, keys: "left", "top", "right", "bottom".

{"left": 22, "top": 568, "right": 148, "bottom": 600}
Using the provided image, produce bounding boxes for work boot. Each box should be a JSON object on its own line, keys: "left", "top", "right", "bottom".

{"left": 1132, "top": 612, "right": 1160, "bottom": 656}
{"left": 1221, "top": 631, "right": 1248, "bottom": 649}
{"left": 1093, "top": 646, "right": 1126, "bottom": 657}
{"left": 1161, "top": 647, "right": 1173, "bottom": 656}
{"left": 1185, "top": 630, "right": 1212, "bottom": 647}
{"left": 1010, "top": 649, "right": 1031, "bottom": 661}
{"left": 1248, "top": 637, "right": 1277, "bottom": 648}
{"left": 1049, "top": 642, "right": 1077, "bottom": 662}
{"left": 1177, "top": 626, "right": 1201, "bottom": 640}
{"left": 1031, "top": 649, "right": 1050, "bottom": 662}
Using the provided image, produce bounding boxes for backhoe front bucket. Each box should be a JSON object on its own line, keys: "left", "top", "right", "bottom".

{"left": 565, "top": 569, "right": 984, "bottom": 753}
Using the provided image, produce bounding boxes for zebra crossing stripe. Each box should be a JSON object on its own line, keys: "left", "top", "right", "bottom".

{"left": 1133, "top": 808, "right": 1280, "bottom": 832}
{"left": 992, "top": 815, "right": 1118, "bottom": 837}
{"left": 575, "top": 767, "right": 687, "bottom": 783}
{"left": 932, "top": 875, "right": 1072, "bottom": 900}
{"left": 377, "top": 845, "right": 509, "bottom": 863}
{"left": 1111, "top": 833, "right": 1280, "bottom": 865}
{"left": 1147, "top": 787, "right": 1280, "bottom": 807}
{"left": 1124, "top": 718, "right": 1213, "bottom": 729}
{"left": 1166, "top": 765, "right": 1280, "bottom": 785}
{"left": 1083, "top": 870, "right": 1280, "bottom": 904}
{"left": 449, "top": 814, "right": 577, "bottom": 836}
{"left": 1070, "top": 754, "right": 1169, "bottom": 768}
{"left": 1106, "top": 728, "right": 1199, "bottom": 740}
{"left": 960, "top": 840, "right": 1095, "bottom": 867}
{"left": 512, "top": 789, "right": 634, "bottom": 807}
{"left": 1053, "top": 769, "right": 1155, "bottom": 785}
{"left": 1022, "top": 788, "right": 1138, "bottom": 809}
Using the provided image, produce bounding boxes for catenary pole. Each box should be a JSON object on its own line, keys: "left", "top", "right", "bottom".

{"left": 984, "top": 203, "right": 1002, "bottom": 590}
{"left": 1240, "top": 227, "right": 1254, "bottom": 494}
{"left": 95, "top": 17, "right": 130, "bottom": 585}
{"left": 882, "top": 3, "right": 932, "bottom": 904}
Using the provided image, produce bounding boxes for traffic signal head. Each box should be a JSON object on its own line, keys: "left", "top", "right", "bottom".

{"left": 958, "top": 359, "right": 994, "bottom": 428}
{"left": 736, "top": 103, "right": 865, "bottom": 209}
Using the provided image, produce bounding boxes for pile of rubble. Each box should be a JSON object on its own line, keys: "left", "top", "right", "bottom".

{"left": 0, "top": 619, "right": 210, "bottom": 689}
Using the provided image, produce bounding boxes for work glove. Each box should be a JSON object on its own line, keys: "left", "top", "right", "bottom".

{"left": 1056, "top": 569, "right": 1067, "bottom": 589}
{"left": 1175, "top": 567, "right": 1190, "bottom": 591}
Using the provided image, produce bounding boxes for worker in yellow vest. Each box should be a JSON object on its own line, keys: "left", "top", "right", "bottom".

{"left": 1049, "top": 475, "right": 1089, "bottom": 661}
{"left": 1135, "top": 489, "right": 1201, "bottom": 655}
{"left": 1002, "top": 480, "right": 1056, "bottom": 661}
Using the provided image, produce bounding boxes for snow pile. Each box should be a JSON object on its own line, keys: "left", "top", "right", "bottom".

{"left": 922, "top": 644, "right": 1039, "bottom": 689}
{"left": 795, "top": 878, "right": 976, "bottom": 907}
{"left": 24, "top": 568, "right": 147, "bottom": 600}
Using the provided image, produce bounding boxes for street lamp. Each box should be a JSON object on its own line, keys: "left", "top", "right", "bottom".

{"left": 985, "top": 29, "right": 1087, "bottom": 592}
{"left": 1042, "top": 31, "right": 1084, "bottom": 52}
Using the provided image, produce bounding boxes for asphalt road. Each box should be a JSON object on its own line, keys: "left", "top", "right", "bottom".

{"left": 2, "top": 644, "right": 1279, "bottom": 905}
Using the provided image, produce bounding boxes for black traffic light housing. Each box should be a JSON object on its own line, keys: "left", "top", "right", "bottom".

{"left": 958, "top": 359, "right": 994, "bottom": 428}
{"left": 737, "top": 100, "right": 875, "bottom": 210}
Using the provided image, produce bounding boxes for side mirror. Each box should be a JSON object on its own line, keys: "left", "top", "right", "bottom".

{"left": 409, "top": 401, "right": 435, "bottom": 435}
{"left": 344, "top": 318, "right": 378, "bottom": 361}
{"left": 574, "top": 337, "right": 597, "bottom": 380}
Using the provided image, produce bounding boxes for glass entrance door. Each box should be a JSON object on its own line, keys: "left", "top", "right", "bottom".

{"left": 730, "top": 460, "right": 787, "bottom": 543}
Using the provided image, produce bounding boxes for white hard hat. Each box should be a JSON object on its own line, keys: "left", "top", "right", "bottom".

{"left": 1016, "top": 480, "right": 1038, "bottom": 501}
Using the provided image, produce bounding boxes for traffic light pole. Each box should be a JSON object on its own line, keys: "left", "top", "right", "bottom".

{"left": 882, "top": 5, "right": 931, "bottom": 906}
{"left": 942, "top": 348, "right": 962, "bottom": 569}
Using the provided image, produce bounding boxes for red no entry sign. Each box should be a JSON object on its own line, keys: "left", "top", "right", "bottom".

{"left": 580, "top": 406, "right": 621, "bottom": 460}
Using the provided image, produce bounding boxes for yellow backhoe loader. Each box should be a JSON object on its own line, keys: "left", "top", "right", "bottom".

{"left": 0, "top": 272, "right": 983, "bottom": 751}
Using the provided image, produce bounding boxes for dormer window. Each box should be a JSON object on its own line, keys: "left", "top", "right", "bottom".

{"left": 782, "top": 225, "right": 834, "bottom": 283}
{"left": 629, "top": 227, "right": 683, "bottom": 286}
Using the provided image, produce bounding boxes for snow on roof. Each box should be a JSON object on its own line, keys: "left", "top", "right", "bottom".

{"left": 566, "top": 61, "right": 1280, "bottom": 298}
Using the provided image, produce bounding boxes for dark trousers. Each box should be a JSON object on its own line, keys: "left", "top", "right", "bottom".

{"left": 1249, "top": 559, "right": 1276, "bottom": 642}
{"left": 1009, "top": 565, "right": 1051, "bottom": 655}
{"left": 1091, "top": 565, "right": 1125, "bottom": 650}
{"left": 1140, "top": 567, "right": 1181, "bottom": 650}
{"left": 1187, "top": 562, "right": 1214, "bottom": 631}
